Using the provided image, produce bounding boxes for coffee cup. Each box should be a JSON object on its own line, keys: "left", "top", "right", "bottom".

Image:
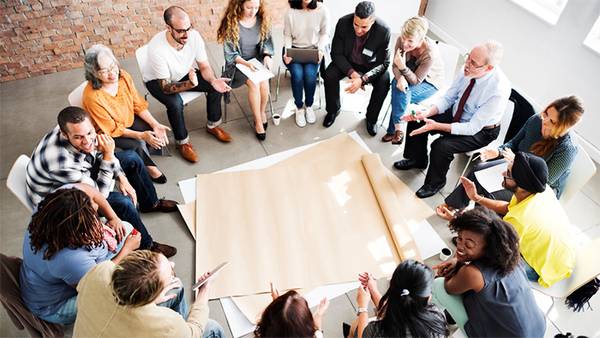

{"left": 439, "top": 247, "right": 452, "bottom": 261}
{"left": 272, "top": 113, "right": 281, "bottom": 126}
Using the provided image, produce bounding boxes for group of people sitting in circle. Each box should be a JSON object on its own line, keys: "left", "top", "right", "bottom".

{"left": 15, "top": 0, "right": 591, "bottom": 337}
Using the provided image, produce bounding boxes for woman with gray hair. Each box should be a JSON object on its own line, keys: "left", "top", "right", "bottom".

{"left": 82, "top": 44, "right": 170, "bottom": 183}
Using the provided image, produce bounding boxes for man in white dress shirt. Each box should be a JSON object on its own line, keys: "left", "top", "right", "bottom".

{"left": 394, "top": 40, "right": 511, "bottom": 198}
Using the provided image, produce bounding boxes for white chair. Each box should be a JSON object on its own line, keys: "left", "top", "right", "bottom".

{"left": 134, "top": 45, "right": 203, "bottom": 106}
{"left": 559, "top": 135, "right": 597, "bottom": 207}
{"left": 530, "top": 237, "right": 600, "bottom": 316}
{"left": 7, "top": 155, "right": 33, "bottom": 212}
{"left": 67, "top": 81, "right": 87, "bottom": 107}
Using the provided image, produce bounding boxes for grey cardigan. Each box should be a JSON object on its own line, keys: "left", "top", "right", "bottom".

{"left": 222, "top": 20, "right": 274, "bottom": 82}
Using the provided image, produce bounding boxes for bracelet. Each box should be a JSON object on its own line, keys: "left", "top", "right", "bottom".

{"left": 357, "top": 307, "right": 368, "bottom": 315}
{"left": 474, "top": 195, "right": 484, "bottom": 203}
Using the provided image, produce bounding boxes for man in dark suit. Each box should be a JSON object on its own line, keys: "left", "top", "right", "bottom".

{"left": 322, "top": 1, "right": 390, "bottom": 136}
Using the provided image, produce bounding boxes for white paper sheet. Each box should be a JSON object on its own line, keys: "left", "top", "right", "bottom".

{"left": 220, "top": 297, "right": 256, "bottom": 338}
{"left": 340, "top": 79, "right": 373, "bottom": 113}
{"left": 474, "top": 162, "right": 508, "bottom": 193}
{"left": 281, "top": 98, "right": 297, "bottom": 119}
{"left": 235, "top": 58, "right": 274, "bottom": 84}
{"left": 408, "top": 219, "right": 448, "bottom": 259}
{"left": 303, "top": 281, "right": 360, "bottom": 308}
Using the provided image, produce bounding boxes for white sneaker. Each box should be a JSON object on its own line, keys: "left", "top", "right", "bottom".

{"left": 295, "top": 107, "right": 307, "bottom": 127}
{"left": 305, "top": 106, "right": 316, "bottom": 124}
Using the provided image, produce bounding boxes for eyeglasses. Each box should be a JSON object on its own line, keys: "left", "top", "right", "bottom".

{"left": 464, "top": 53, "right": 487, "bottom": 69}
{"left": 97, "top": 63, "right": 118, "bottom": 76}
{"left": 169, "top": 24, "right": 193, "bottom": 34}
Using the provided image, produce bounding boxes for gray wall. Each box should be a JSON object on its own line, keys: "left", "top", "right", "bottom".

{"left": 425, "top": 0, "right": 600, "bottom": 160}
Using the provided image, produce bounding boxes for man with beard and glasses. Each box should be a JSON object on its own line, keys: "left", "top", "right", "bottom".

{"left": 457, "top": 151, "right": 575, "bottom": 288}
{"left": 142, "top": 6, "right": 232, "bottom": 163}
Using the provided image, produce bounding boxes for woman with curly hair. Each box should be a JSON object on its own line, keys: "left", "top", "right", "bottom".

{"left": 217, "top": 0, "right": 274, "bottom": 140}
{"left": 20, "top": 187, "right": 141, "bottom": 325}
{"left": 348, "top": 260, "right": 448, "bottom": 338}
{"left": 431, "top": 207, "right": 545, "bottom": 338}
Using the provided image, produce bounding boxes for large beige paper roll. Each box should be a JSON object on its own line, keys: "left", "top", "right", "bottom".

{"left": 361, "top": 153, "right": 424, "bottom": 261}
{"left": 192, "top": 134, "right": 433, "bottom": 302}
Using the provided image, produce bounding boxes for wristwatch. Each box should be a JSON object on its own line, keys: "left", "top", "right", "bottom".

{"left": 357, "top": 307, "right": 368, "bottom": 315}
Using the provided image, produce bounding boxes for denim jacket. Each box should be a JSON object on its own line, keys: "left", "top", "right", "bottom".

{"left": 222, "top": 24, "right": 275, "bottom": 81}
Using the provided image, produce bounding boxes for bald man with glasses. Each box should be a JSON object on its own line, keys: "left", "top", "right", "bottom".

{"left": 142, "top": 6, "right": 232, "bottom": 163}
{"left": 394, "top": 41, "right": 511, "bottom": 199}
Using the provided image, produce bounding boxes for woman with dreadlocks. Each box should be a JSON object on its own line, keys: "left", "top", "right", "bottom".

{"left": 20, "top": 187, "right": 141, "bottom": 325}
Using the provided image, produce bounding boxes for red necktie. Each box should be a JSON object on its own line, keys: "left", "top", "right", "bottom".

{"left": 453, "top": 78, "right": 476, "bottom": 123}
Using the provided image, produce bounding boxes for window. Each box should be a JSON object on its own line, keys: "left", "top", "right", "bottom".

{"left": 584, "top": 16, "right": 600, "bottom": 55}
{"left": 509, "top": 0, "right": 569, "bottom": 25}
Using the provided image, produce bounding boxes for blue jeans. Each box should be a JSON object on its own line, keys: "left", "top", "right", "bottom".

{"left": 107, "top": 192, "right": 153, "bottom": 249}
{"left": 202, "top": 319, "right": 226, "bottom": 338}
{"left": 286, "top": 61, "right": 319, "bottom": 108}
{"left": 159, "top": 286, "right": 188, "bottom": 318}
{"left": 159, "top": 288, "right": 225, "bottom": 338}
{"left": 520, "top": 257, "right": 540, "bottom": 282}
{"left": 39, "top": 295, "right": 77, "bottom": 325}
{"left": 387, "top": 79, "right": 437, "bottom": 135}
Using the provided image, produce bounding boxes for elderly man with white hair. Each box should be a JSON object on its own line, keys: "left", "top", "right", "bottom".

{"left": 394, "top": 40, "right": 511, "bottom": 198}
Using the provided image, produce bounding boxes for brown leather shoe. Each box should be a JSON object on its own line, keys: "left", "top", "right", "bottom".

{"left": 381, "top": 133, "right": 394, "bottom": 142}
{"left": 177, "top": 143, "right": 198, "bottom": 163}
{"left": 141, "top": 199, "right": 178, "bottom": 213}
{"left": 207, "top": 126, "right": 232, "bottom": 142}
{"left": 391, "top": 130, "right": 404, "bottom": 145}
{"left": 150, "top": 241, "right": 177, "bottom": 258}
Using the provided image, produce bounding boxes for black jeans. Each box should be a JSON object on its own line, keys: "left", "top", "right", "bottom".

{"left": 114, "top": 116, "right": 159, "bottom": 167}
{"left": 403, "top": 110, "right": 500, "bottom": 186}
{"left": 145, "top": 70, "right": 222, "bottom": 142}
{"left": 444, "top": 158, "right": 513, "bottom": 209}
{"left": 323, "top": 63, "right": 390, "bottom": 124}
{"left": 114, "top": 150, "right": 159, "bottom": 212}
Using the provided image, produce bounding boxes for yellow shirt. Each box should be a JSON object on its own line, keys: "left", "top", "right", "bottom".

{"left": 504, "top": 188, "right": 575, "bottom": 288}
{"left": 74, "top": 261, "right": 209, "bottom": 338}
{"left": 83, "top": 70, "right": 149, "bottom": 137}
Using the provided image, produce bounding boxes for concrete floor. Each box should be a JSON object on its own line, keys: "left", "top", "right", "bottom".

{"left": 1, "top": 32, "right": 600, "bottom": 337}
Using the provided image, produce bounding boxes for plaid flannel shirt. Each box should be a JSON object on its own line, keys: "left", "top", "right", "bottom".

{"left": 26, "top": 126, "right": 123, "bottom": 207}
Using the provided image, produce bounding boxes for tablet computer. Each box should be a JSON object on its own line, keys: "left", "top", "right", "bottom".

{"left": 286, "top": 48, "right": 319, "bottom": 64}
{"left": 192, "top": 261, "right": 229, "bottom": 290}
